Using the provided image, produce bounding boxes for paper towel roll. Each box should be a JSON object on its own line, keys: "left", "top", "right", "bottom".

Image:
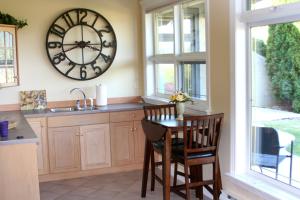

{"left": 96, "top": 84, "right": 107, "bottom": 106}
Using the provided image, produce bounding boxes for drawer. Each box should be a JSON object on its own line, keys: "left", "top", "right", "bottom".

{"left": 48, "top": 113, "right": 109, "bottom": 127}
{"left": 110, "top": 110, "right": 144, "bottom": 123}
{"left": 133, "top": 110, "right": 144, "bottom": 121}
{"left": 110, "top": 111, "right": 134, "bottom": 122}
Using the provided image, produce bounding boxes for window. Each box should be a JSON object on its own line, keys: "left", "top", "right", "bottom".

{"left": 249, "top": 0, "right": 300, "bottom": 10}
{"left": 182, "top": 1, "right": 206, "bottom": 53}
{"left": 156, "top": 63, "right": 175, "bottom": 96}
{"left": 144, "top": 0, "right": 208, "bottom": 109}
{"left": 155, "top": 8, "right": 174, "bottom": 54}
{"left": 233, "top": 0, "right": 300, "bottom": 196}
{"left": 0, "top": 25, "right": 19, "bottom": 87}
{"left": 179, "top": 62, "right": 206, "bottom": 100}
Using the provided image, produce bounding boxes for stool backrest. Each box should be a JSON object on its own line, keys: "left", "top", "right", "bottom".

{"left": 183, "top": 113, "right": 224, "bottom": 156}
{"left": 143, "top": 104, "right": 177, "bottom": 121}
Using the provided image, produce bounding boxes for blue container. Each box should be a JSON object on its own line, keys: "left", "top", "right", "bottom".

{"left": 0, "top": 121, "right": 9, "bottom": 137}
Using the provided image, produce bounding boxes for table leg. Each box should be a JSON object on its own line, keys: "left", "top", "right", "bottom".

{"left": 141, "top": 139, "right": 151, "bottom": 197}
{"left": 163, "top": 129, "right": 172, "bottom": 200}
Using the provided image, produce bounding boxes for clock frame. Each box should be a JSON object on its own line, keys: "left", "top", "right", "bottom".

{"left": 46, "top": 8, "right": 117, "bottom": 80}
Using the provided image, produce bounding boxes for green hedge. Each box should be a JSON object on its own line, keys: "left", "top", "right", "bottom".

{"left": 265, "top": 23, "right": 300, "bottom": 113}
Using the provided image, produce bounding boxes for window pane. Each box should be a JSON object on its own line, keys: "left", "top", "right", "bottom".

{"left": 180, "top": 63, "right": 207, "bottom": 100}
{"left": 5, "top": 32, "right": 13, "bottom": 48}
{"left": 182, "top": 0, "right": 206, "bottom": 53}
{"left": 0, "top": 32, "right": 4, "bottom": 47}
{"left": 6, "top": 49, "right": 13, "bottom": 65}
{"left": 0, "top": 68, "right": 6, "bottom": 84}
{"left": 251, "top": 22, "right": 300, "bottom": 189}
{"left": 155, "top": 8, "right": 174, "bottom": 54}
{"left": 156, "top": 64, "right": 175, "bottom": 95}
{"left": 249, "top": 0, "right": 300, "bottom": 10}
{"left": 0, "top": 48, "right": 5, "bottom": 65}
{"left": 6, "top": 68, "right": 15, "bottom": 83}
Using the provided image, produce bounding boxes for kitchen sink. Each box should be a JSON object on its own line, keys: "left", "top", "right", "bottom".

{"left": 49, "top": 106, "right": 99, "bottom": 113}
{"left": 49, "top": 107, "right": 76, "bottom": 112}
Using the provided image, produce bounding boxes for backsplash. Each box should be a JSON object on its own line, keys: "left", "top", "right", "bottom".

{"left": 19, "top": 90, "right": 47, "bottom": 110}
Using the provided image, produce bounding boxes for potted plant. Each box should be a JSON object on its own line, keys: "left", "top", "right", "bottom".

{"left": 169, "top": 91, "right": 192, "bottom": 120}
{"left": 0, "top": 11, "right": 27, "bottom": 29}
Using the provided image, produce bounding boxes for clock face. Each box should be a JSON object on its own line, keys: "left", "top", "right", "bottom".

{"left": 46, "top": 8, "right": 117, "bottom": 80}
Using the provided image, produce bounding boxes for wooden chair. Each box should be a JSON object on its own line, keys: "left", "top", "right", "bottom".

{"left": 172, "top": 113, "right": 224, "bottom": 200}
{"left": 141, "top": 104, "right": 183, "bottom": 196}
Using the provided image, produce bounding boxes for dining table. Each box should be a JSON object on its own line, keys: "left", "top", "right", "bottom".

{"left": 140, "top": 115, "right": 222, "bottom": 200}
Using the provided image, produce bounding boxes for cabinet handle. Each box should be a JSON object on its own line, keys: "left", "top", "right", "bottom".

{"left": 134, "top": 128, "right": 137, "bottom": 131}
{"left": 130, "top": 128, "right": 134, "bottom": 132}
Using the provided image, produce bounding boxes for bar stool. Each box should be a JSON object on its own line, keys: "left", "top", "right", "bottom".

{"left": 172, "top": 113, "right": 224, "bottom": 200}
{"left": 141, "top": 104, "right": 183, "bottom": 197}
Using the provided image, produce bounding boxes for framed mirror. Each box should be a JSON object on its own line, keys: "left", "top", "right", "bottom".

{"left": 0, "top": 24, "right": 19, "bottom": 87}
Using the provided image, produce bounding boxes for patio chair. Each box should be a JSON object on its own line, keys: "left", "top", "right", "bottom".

{"left": 251, "top": 127, "right": 294, "bottom": 183}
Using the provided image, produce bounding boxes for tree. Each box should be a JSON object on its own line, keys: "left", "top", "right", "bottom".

{"left": 266, "top": 23, "right": 300, "bottom": 112}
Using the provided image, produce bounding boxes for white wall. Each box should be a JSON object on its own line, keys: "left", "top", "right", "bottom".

{"left": 0, "top": 0, "right": 143, "bottom": 105}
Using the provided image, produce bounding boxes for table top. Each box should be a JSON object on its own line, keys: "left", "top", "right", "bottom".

{"left": 148, "top": 111, "right": 208, "bottom": 129}
{"left": 151, "top": 117, "right": 184, "bottom": 129}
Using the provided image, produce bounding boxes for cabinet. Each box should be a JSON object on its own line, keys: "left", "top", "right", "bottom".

{"left": 26, "top": 117, "right": 49, "bottom": 175}
{"left": 47, "top": 113, "right": 111, "bottom": 173}
{"left": 48, "top": 126, "right": 81, "bottom": 173}
{"left": 80, "top": 124, "right": 111, "bottom": 170}
{"left": 110, "top": 110, "right": 145, "bottom": 166}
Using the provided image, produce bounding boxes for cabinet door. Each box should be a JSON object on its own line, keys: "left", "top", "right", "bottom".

{"left": 80, "top": 124, "right": 111, "bottom": 170}
{"left": 133, "top": 120, "right": 145, "bottom": 163}
{"left": 48, "top": 126, "right": 81, "bottom": 173}
{"left": 110, "top": 122, "right": 135, "bottom": 166}
{"left": 26, "top": 117, "right": 49, "bottom": 175}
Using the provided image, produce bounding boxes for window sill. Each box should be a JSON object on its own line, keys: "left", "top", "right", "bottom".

{"left": 142, "top": 96, "right": 210, "bottom": 112}
{"left": 225, "top": 172, "right": 300, "bottom": 200}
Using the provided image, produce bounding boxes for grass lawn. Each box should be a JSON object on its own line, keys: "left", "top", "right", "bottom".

{"left": 263, "top": 119, "right": 300, "bottom": 156}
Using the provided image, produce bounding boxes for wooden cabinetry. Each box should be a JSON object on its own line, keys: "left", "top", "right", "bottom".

{"left": 48, "top": 126, "right": 81, "bottom": 173}
{"left": 80, "top": 124, "right": 111, "bottom": 170}
{"left": 110, "top": 110, "right": 145, "bottom": 166}
{"left": 26, "top": 117, "right": 49, "bottom": 175}
{"left": 47, "top": 113, "right": 111, "bottom": 173}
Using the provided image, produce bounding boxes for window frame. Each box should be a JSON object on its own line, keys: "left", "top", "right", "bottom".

{"left": 231, "top": 0, "right": 300, "bottom": 198}
{"left": 0, "top": 24, "right": 19, "bottom": 88}
{"left": 143, "top": 0, "right": 210, "bottom": 111}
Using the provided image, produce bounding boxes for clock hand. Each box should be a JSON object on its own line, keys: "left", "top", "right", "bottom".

{"left": 53, "top": 45, "right": 79, "bottom": 57}
{"left": 86, "top": 45, "right": 101, "bottom": 51}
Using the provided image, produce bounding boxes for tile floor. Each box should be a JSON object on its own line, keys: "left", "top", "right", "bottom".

{"left": 40, "top": 170, "right": 209, "bottom": 200}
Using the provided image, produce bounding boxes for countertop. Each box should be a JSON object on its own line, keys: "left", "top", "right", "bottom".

{"left": 0, "top": 111, "right": 38, "bottom": 145}
{"left": 22, "top": 103, "right": 145, "bottom": 118}
{"left": 0, "top": 103, "right": 146, "bottom": 146}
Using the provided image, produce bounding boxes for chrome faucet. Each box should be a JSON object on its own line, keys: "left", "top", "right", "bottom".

{"left": 70, "top": 88, "right": 87, "bottom": 110}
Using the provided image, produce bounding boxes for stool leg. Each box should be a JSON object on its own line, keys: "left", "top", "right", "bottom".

{"left": 150, "top": 148, "right": 155, "bottom": 191}
{"left": 141, "top": 139, "right": 151, "bottom": 197}
{"left": 184, "top": 163, "right": 191, "bottom": 200}
{"left": 189, "top": 165, "right": 203, "bottom": 199}
{"left": 173, "top": 161, "right": 178, "bottom": 187}
{"left": 213, "top": 162, "right": 219, "bottom": 200}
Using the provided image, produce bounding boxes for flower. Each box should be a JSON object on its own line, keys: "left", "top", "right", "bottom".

{"left": 169, "top": 91, "right": 192, "bottom": 103}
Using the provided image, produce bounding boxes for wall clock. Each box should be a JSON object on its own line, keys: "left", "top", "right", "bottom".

{"left": 46, "top": 8, "right": 117, "bottom": 80}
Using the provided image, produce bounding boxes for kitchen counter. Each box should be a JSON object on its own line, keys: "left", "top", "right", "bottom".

{"left": 0, "top": 103, "right": 147, "bottom": 145}
{"left": 23, "top": 103, "right": 146, "bottom": 118}
{"left": 0, "top": 111, "right": 38, "bottom": 145}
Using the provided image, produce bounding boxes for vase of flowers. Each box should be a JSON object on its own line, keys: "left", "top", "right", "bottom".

{"left": 169, "top": 91, "right": 192, "bottom": 120}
